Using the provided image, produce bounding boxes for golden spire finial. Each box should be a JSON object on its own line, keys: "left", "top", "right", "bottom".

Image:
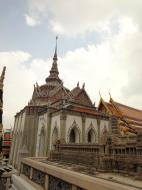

{"left": 99, "top": 89, "right": 102, "bottom": 98}
{"left": 108, "top": 90, "right": 112, "bottom": 98}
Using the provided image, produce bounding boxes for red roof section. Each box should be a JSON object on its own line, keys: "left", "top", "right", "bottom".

{"left": 72, "top": 107, "right": 101, "bottom": 116}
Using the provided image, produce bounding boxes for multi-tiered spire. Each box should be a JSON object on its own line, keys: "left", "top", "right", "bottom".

{"left": 46, "top": 36, "right": 62, "bottom": 86}
{"left": 0, "top": 66, "right": 6, "bottom": 152}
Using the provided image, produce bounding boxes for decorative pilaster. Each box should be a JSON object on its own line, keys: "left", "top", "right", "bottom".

{"left": 97, "top": 119, "right": 100, "bottom": 143}
{"left": 46, "top": 110, "right": 52, "bottom": 156}
{"left": 60, "top": 111, "right": 67, "bottom": 143}
{"left": 82, "top": 115, "right": 86, "bottom": 143}
{"left": 111, "top": 117, "right": 119, "bottom": 135}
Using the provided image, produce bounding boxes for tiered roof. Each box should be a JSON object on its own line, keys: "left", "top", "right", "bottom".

{"left": 30, "top": 39, "right": 93, "bottom": 108}
{"left": 98, "top": 96, "right": 142, "bottom": 133}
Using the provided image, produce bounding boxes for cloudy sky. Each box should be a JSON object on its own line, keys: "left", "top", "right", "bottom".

{"left": 1, "top": 0, "right": 142, "bottom": 128}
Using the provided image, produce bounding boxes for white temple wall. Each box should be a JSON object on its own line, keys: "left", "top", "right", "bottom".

{"left": 15, "top": 112, "right": 26, "bottom": 167}
{"left": 50, "top": 115, "right": 60, "bottom": 150}
{"left": 35, "top": 113, "right": 47, "bottom": 156}
{"left": 9, "top": 115, "right": 19, "bottom": 163}
{"left": 100, "top": 120, "right": 109, "bottom": 138}
{"left": 12, "top": 113, "right": 23, "bottom": 166}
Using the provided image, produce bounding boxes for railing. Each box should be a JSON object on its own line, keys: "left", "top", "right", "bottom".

{"left": 55, "top": 143, "right": 100, "bottom": 153}
{"left": 0, "top": 174, "right": 12, "bottom": 190}
{"left": 21, "top": 161, "right": 87, "bottom": 190}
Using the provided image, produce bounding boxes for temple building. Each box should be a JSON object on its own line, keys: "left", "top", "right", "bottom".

{"left": 9, "top": 40, "right": 142, "bottom": 190}
{"left": 9, "top": 40, "right": 110, "bottom": 168}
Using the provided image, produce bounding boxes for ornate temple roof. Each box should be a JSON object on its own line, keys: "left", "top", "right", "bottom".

{"left": 112, "top": 102, "right": 142, "bottom": 122}
{"left": 71, "top": 83, "right": 93, "bottom": 107}
{"left": 30, "top": 40, "right": 93, "bottom": 108}
{"left": 98, "top": 96, "right": 142, "bottom": 133}
{"left": 31, "top": 38, "right": 67, "bottom": 105}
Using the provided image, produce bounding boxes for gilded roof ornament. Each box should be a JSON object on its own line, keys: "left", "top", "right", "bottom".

{"left": 77, "top": 81, "right": 79, "bottom": 87}
{"left": 99, "top": 89, "right": 102, "bottom": 99}
{"left": 82, "top": 83, "right": 85, "bottom": 89}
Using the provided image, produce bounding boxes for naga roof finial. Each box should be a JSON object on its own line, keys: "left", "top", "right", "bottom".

{"left": 0, "top": 66, "right": 6, "bottom": 83}
{"left": 82, "top": 82, "right": 85, "bottom": 89}
{"left": 99, "top": 89, "right": 102, "bottom": 98}
{"left": 0, "top": 66, "right": 6, "bottom": 86}
{"left": 108, "top": 90, "right": 112, "bottom": 100}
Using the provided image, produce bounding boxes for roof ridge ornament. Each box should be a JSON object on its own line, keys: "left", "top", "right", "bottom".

{"left": 77, "top": 81, "right": 79, "bottom": 87}
{"left": 82, "top": 82, "right": 85, "bottom": 89}
{"left": 108, "top": 90, "right": 112, "bottom": 101}
{"left": 0, "top": 66, "right": 6, "bottom": 83}
{"left": 99, "top": 89, "right": 102, "bottom": 99}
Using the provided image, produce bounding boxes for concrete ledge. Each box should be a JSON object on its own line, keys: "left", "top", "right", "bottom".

{"left": 22, "top": 158, "right": 140, "bottom": 190}
{"left": 12, "top": 175, "right": 37, "bottom": 190}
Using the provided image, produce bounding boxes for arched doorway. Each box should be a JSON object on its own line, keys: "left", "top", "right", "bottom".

{"left": 69, "top": 127, "right": 80, "bottom": 143}
{"left": 87, "top": 128, "right": 96, "bottom": 143}
{"left": 52, "top": 127, "right": 58, "bottom": 150}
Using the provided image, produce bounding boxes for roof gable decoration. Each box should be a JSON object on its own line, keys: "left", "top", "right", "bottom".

{"left": 97, "top": 90, "right": 111, "bottom": 114}
{"left": 98, "top": 98, "right": 111, "bottom": 114}
{"left": 109, "top": 96, "right": 123, "bottom": 118}
{"left": 109, "top": 94, "right": 137, "bottom": 134}
{"left": 74, "top": 84, "right": 92, "bottom": 106}
{"left": 50, "top": 82, "right": 72, "bottom": 100}
{"left": 70, "top": 82, "right": 81, "bottom": 97}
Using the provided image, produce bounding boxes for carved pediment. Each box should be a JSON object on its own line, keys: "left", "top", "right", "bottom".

{"left": 74, "top": 89, "right": 92, "bottom": 106}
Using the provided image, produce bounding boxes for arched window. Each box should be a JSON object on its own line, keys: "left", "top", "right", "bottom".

{"left": 69, "top": 127, "right": 80, "bottom": 143}
{"left": 70, "top": 129, "right": 75, "bottom": 143}
{"left": 87, "top": 128, "right": 96, "bottom": 143}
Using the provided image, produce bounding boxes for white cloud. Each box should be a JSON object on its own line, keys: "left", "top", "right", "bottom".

{"left": 24, "top": 14, "right": 40, "bottom": 26}
{"left": 25, "top": 0, "right": 142, "bottom": 35}
{"left": 2, "top": 12, "right": 142, "bottom": 128}
{"left": 50, "top": 20, "right": 64, "bottom": 34}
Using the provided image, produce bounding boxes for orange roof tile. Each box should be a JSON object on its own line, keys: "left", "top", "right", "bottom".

{"left": 105, "top": 102, "right": 120, "bottom": 116}
{"left": 114, "top": 102, "right": 142, "bottom": 122}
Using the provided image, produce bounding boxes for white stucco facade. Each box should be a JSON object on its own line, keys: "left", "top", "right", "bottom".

{"left": 50, "top": 115, "right": 61, "bottom": 150}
